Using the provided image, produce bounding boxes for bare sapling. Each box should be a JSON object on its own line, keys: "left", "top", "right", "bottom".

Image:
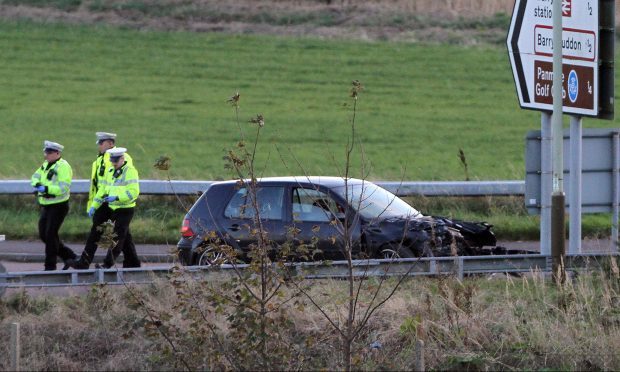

{"left": 287, "top": 80, "right": 423, "bottom": 370}
{"left": 141, "top": 91, "right": 311, "bottom": 370}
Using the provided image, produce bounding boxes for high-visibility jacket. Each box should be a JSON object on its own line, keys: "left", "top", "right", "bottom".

{"left": 87, "top": 150, "right": 133, "bottom": 211}
{"left": 30, "top": 158, "right": 72, "bottom": 206}
{"left": 92, "top": 161, "right": 140, "bottom": 211}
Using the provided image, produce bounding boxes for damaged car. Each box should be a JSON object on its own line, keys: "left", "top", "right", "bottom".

{"left": 177, "top": 176, "right": 529, "bottom": 265}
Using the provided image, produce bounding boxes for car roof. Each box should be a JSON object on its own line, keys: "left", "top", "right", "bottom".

{"left": 211, "top": 176, "right": 369, "bottom": 189}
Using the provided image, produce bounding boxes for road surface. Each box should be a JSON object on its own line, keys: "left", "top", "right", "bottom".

{"left": 1, "top": 238, "right": 616, "bottom": 272}
{"left": 1, "top": 239, "right": 616, "bottom": 298}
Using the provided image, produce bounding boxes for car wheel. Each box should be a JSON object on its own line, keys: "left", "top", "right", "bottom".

{"left": 197, "top": 247, "right": 227, "bottom": 266}
{"left": 380, "top": 244, "right": 415, "bottom": 259}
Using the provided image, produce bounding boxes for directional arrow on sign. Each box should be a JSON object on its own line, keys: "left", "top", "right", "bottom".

{"left": 507, "top": 0, "right": 599, "bottom": 117}
{"left": 507, "top": 0, "right": 529, "bottom": 104}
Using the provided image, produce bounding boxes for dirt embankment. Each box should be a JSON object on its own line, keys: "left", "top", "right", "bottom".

{"left": 0, "top": 0, "right": 524, "bottom": 43}
{"left": 2, "top": 0, "right": 619, "bottom": 42}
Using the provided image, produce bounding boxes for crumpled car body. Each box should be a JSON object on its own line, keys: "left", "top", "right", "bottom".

{"left": 177, "top": 176, "right": 530, "bottom": 265}
{"left": 362, "top": 215, "right": 524, "bottom": 258}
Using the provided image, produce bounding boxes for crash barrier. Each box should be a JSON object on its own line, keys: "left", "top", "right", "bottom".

{"left": 0, "top": 252, "right": 174, "bottom": 263}
{"left": 0, "top": 253, "right": 616, "bottom": 298}
{"left": 0, "top": 179, "right": 525, "bottom": 197}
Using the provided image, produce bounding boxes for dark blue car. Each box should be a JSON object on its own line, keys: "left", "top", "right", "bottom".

{"left": 177, "top": 176, "right": 509, "bottom": 266}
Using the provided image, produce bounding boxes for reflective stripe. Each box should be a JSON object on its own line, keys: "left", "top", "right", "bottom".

{"left": 33, "top": 174, "right": 41, "bottom": 180}
{"left": 113, "top": 180, "right": 137, "bottom": 186}
{"left": 107, "top": 163, "right": 138, "bottom": 210}
{"left": 39, "top": 194, "right": 70, "bottom": 204}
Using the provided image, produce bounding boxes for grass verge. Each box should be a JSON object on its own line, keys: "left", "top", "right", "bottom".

{"left": 0, "top": 195, "right": 614, "bottom": 242}
{"left": 1, "top": 267, "right": 619, "bottom": 370}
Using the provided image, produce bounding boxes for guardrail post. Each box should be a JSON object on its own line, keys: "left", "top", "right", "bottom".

{"left": 429, "top": 259, "right": 437, "bottom": 275}
{"left": 0, "top": 262, "right": 6, "bottom": 298}
{"left": 456, "top": 257, "right": 464, "bottom": 281}
{"left": 613, "top": 132, "right": 619, "bottom": 252}
{"left": 545, "top": 255, "right": 553, "bottom": 273}
{"left": 11, "top": 322, "right": 20, "bottom": 371}
{"left": 414, "top": 339, "right": 425, "bottom": 371}
{"left": 116, "top": 270, "right": 123, "bottom": 284}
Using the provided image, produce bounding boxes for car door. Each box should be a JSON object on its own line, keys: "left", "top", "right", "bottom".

{"left": 222, "top": 186, "right": 288, "bottom": 255}
{"left": 289, "top": 186, "right": 360, "bottom": 260}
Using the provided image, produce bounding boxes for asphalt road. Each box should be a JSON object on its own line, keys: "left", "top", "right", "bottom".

{"left": 1, "top": 238, "right": 616, "bottom": 272}
{"left": 1, "top": 239, "right": 616, "bottom": 299}
{"left": 0, "top": 240, "right": 180, "bottom": 272}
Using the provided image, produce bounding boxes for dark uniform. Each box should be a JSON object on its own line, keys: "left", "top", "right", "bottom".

{"left": 91, "top": 147, "right": 141, "bottom": 268}
{"left": 31, "top": 140, "right": 77, "bottom": 271}
{"left": 73, "top": 132, "right": 134, "bottom": 269}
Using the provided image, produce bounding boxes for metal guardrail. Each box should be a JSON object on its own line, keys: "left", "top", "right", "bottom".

{"left": 1, "top": 253, "right": 616, "bottom": 297}
{"left": 0, "top": 252, "right": 174, "bottom": 263}
{"left": 0, "top": 179, "right": 525, "bottom": 197}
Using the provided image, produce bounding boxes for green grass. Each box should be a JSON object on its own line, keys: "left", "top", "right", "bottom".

{"left": 0, "top": 20, "right": 616, "bottom": 241}
{"left": 0, "top": 195, "right": 192, "bottom": 243}
{"left": 0, "top": 194, "right": 612, "bottom": 243}
{"left": 0, "top": 0, "right": 82, "bottom": 11}
{"left": 4, "top": 19, "right": 612, "bottom": 182}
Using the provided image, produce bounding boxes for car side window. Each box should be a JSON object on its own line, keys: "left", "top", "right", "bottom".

{"left": 292, "top": 188, "right": 342, "bottom": 222}
{"left": 224, "top": 186, "right": 285, "bottom": 220}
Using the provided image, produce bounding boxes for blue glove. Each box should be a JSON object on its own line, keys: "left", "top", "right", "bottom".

{"left": 104, "top": 196, "right": 118, "bottom": 203}
{"left": 88, "top": 207, "right": 96, "bottom": 218}
{"left": 35, "top": 185, "right": 46, "bottom": 193}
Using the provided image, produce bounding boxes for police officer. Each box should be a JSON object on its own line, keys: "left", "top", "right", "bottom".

{"left": 91, "top": 147, "right": 141, "bottom": 268}
{"left": 71, "top": 132, "right": 133, "bottom": 269}
{"left": 30, "top": 140, "right": 77, "bottom": 271}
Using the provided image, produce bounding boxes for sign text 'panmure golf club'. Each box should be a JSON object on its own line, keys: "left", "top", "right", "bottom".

{"left": 507, "top": 0, "right": 599, "bottom": 116}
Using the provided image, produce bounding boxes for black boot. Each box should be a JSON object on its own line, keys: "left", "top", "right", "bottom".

{"left": 61, "top": 259, "right": 74, "bottom": 270}
{"left": 64, "top": 258, "right": 90, "bottom": 270}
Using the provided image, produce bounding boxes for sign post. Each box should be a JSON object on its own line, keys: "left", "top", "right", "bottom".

{"left": 551, "top": 0, "right": 566, "bottom": 283}
{"left": 508, "top": 0, "right": 614, "bottom": 257}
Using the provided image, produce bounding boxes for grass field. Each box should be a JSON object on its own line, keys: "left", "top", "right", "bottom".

{"left": 5, "top": 19, "right": 615, "bottom": 182}
{"left": 0, "top": 20, "right": 617, "bottom": 242}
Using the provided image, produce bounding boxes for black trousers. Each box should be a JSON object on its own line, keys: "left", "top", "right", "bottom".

{"left": 38, "top": 201, "right": 76, "bottom": 270}
{"left": 103, "top": 207, "right": 141, "bottom": 268}
{"left": 78, "top": 203, "right": 113, "bottom": 266}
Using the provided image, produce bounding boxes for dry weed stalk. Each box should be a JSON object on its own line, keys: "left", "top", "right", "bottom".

{"left": 2, "top": 268, "right": 620, "bottom": 369}
{"left": 144, "top": 91, "right": 312, "bottom": 369}
{"left": 281, "top": 80, "right": 425, "bottom": 371}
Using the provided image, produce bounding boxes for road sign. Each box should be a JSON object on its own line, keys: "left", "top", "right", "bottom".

{"left": 507, "top": 0, "right": 600, "bottom": 117}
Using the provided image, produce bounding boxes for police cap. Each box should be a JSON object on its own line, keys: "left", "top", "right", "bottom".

{"left": 107, "top": 147, "right": 127, "bottom": 162}
{"left": 96, "top": 132, "right": 117, "bottom": 144}
{"left": 43, "top": 140, "right": 64, "bottom": 153}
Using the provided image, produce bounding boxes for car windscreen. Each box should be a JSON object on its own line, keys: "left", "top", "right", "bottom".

{"left": 333, "top": 183, "right": 422, "bottom": 220}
